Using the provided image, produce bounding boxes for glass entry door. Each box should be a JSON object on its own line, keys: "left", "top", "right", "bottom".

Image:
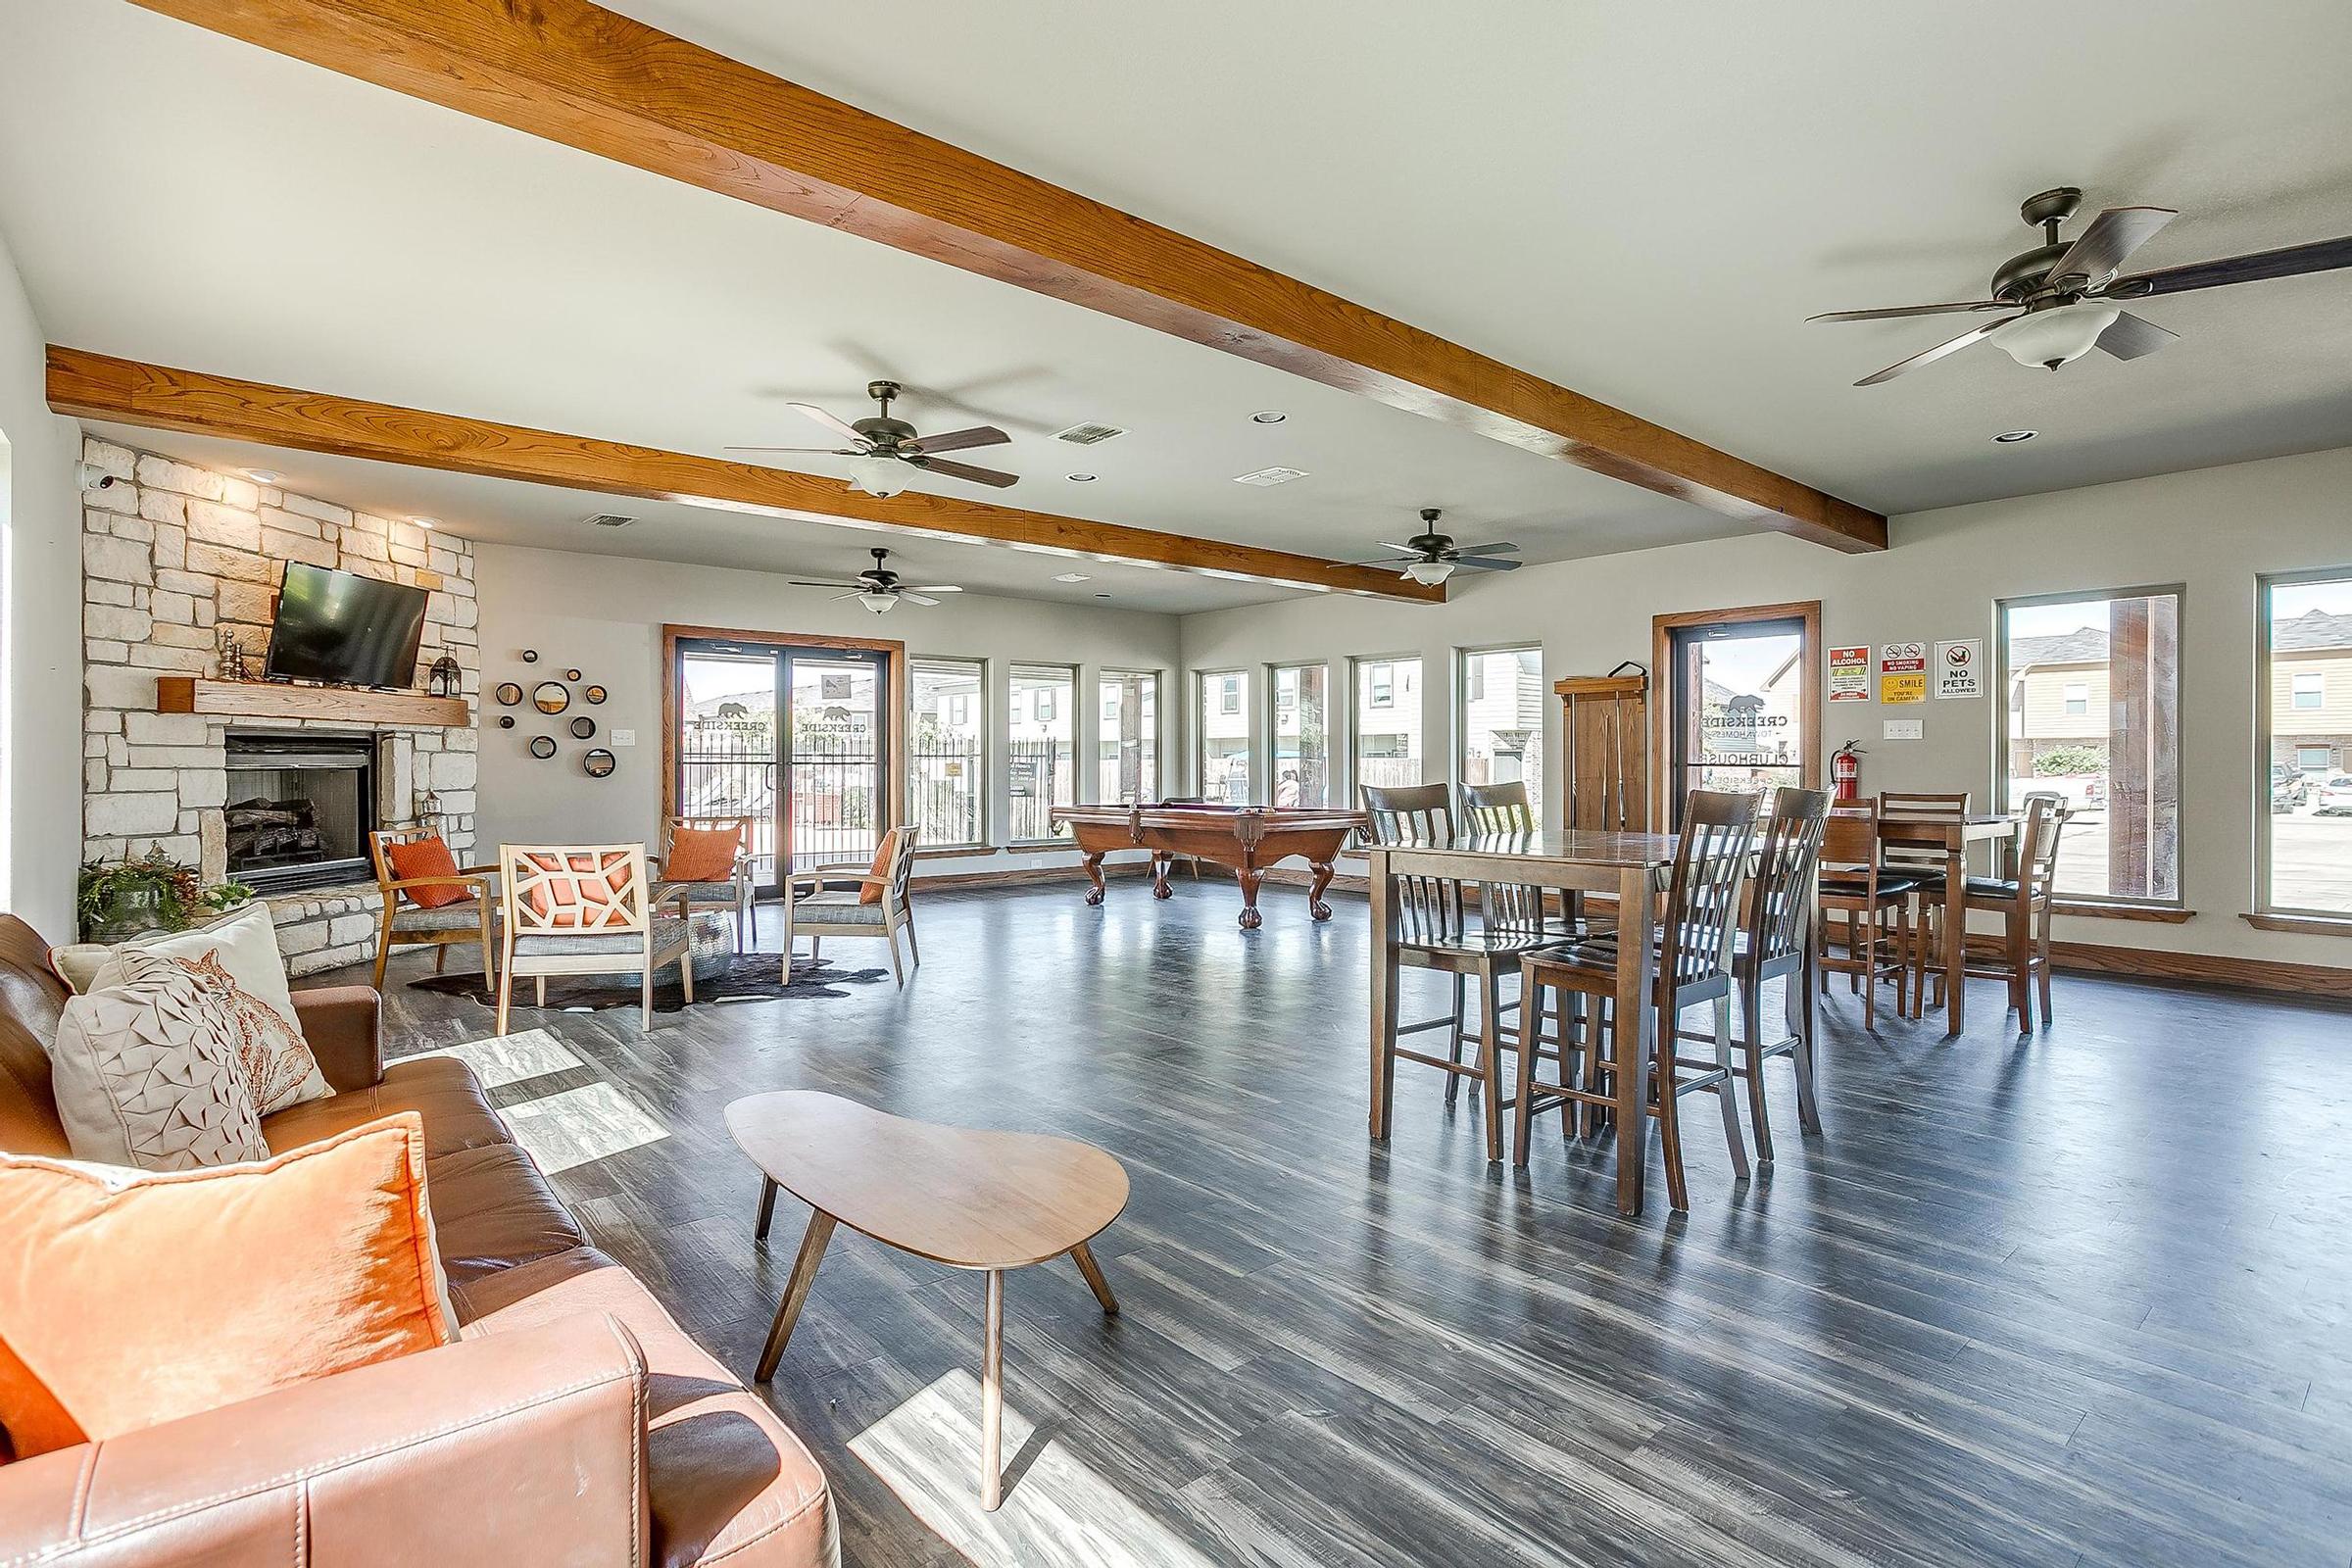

{"left": 674, "top": 639, "right": 890, "bottom": 891}
{"left": 1666, "top": 615, "right": 1808, "bottom": 823}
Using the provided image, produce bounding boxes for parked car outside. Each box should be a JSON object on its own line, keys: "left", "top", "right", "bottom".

{"left": 2316, "top": 773, "right": 2352, "bottom": 816}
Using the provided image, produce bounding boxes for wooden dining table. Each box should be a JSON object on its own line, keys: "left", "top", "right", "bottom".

{"left": 1878, "top": 813, "right": 2022, "bottom": 1037}
{"left": 1365, "top": 827, "right": 1680, "bottom": 1216}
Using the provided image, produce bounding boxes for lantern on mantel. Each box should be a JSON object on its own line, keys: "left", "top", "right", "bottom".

{"left": 416, "top": 788, "right": 443, "bottom": 832}
{"left": 426, "top": 655, "right": 462, "bottom": 698}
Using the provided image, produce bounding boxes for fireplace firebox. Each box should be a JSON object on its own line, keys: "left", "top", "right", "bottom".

{"left": 222, "top": 733, "right": 376, "bottom": 894}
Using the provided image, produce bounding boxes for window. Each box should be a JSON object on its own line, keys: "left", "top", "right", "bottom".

{"left": 1197, "top": 670, "right": 1250, "bottom": 803}
{"left": 1008, "top": 663, "right": 1074, "bottom": 839}
{"left": 1657, "top": 606, "right": 1816, "bottom": 826}
{"left": 1098, "top": 671, "right": 1159, "bottom": 804}
{"left": 908, "top": 658, "right": 985, "bottom": 848}
{"left": 1998, "top": 587, "right": 2181, "bottom": 905}
{"left": 1269, "top": 663, "right": 1329, "bottom": 808}
{"left": 1457, "top": 646, "right": 1544, "bottom": 810}
{"left": 2259, "top": 570, "right": 2352, "bottom": 917}
{"left": 1352, "top": 657, "right": 1421, "bottom": 803}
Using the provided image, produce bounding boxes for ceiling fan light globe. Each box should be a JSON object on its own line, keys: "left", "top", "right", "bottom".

{"left": 1990, "top": 302, "right": 2121, "bottom": 370}
{"left": 846, "top": 454, "right": 908, "bottom": 497}
{"left": 857, "top": 590, "right": 897, "bottom": 614}
{"left": 1402, "top": 560, "right": 1455, "bottom": 586}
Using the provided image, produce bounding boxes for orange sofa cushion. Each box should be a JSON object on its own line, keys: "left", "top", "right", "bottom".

{"left": 384, "top": 834, "right": 466, "bottom": 909}
{"left": 0, "top": 1113, "right": 457, "bottom": 1459}
{"left": 663, "top": 826, "right": 741, "bottom": 885}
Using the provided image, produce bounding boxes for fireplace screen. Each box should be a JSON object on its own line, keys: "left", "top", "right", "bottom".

{"left": 223, "top": 734, "right": 376, "bottom": 893}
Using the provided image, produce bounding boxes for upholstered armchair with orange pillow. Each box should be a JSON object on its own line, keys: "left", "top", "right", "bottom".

{"left": 654, "top": 814, "right": 758, "bottom": 952}
{"left": 780, "top": 824, "right": 919, "bottom": 988}
{"left": 367, "top": 826, "right": 500, "bottom": 989}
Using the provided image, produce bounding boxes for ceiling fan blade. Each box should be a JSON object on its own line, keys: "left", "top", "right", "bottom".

{"left": 2107, "top": 234, "right": 2352, "bottom": 299}
{"left": 1806, "top": 301, "right": 2011, "bottom": 323}
{"left": 900, "top": 592, "right": 941, "bottom": 607}
{"left": 1373, "top": 541, "right": 1423, "bottom": 555}
{"left": 830, "top": 591, "right": 864, "bottom": 602}
{"left": 2096, "top": 311, "right": 2179, "bottom": 362}
{"left": 787, "top": 402, "right": 866, "bottom": 444}
{"left": 906, "top": 425, "right": 1009, "bottom": 455}
{"left": 1450, "top": 556, "right": 1523, "bottom": 572}
{"left": 1447, "top": 541, "right": 1519, "bottom": 558}
{"left": 1854, "top": 317, "right": 2019, "bottom": 386}
{"left": 788, "top": 579, "right": 857, "bottom": 588}
{"left": 908, "top": 585, "right": 964, "bottom": 593}
{"left": 914, "top": 457, "right": 1019, "bottom": 489}
{"left": 2048, "top": 207, "right": 2178, "bottom": 288}
{"left": 725, "top": 445, "right": 857, "bottom": 456}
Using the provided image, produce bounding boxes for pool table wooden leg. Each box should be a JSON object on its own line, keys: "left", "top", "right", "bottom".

{"left": 1236, "top": 865, "right": 1264, "bottom": 929}
{"left": 1150, "top": 853, "right": 1174, "bottom": 899}
{"left": 1307, "top": 858, "right": 1337, "bottom": 920}
{"left": 1080, "top": 850, "right": 1106, "bottom": 906}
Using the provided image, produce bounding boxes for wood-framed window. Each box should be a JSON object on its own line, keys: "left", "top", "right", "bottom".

{"left": 1268, "top": 662, "right": 1330, "bottom": 808}
{"left": 2256, "top": 568, "right": 2352, "bottom": 922}
{"left": 1348, "top": 654, "right": 1421, "bottom": 809}
{"left": 1098, "top": 669, "right": 1160, "bottom": 804}
{"left": 1651, "top": 602, "right": 1821, "bottom": 828}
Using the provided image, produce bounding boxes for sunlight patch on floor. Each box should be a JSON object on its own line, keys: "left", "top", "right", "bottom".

{"left": 850, "top": 1370, "right": 1214, "bottom": 1567}
{"left": 500, "top": 1081, "right": 668, "bottom": 1173}
{"left": 407, "top": 1027, "right": 582, "bottom": 1089}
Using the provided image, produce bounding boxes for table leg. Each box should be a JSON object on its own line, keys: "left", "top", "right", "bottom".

{"left": 1150, "top": 853, "right": 1174, "bottom": 900}
{"left": 1942, "top": 838, "right": 1967, "bottom": 1037}
{"left": 1306, "top": 858, "right": 1337, "bottom": 920}
{"left": 1614, "top": 866, "right": 1654, "bottom": 1216}
{"left": 1235, "top": 865, "right": 1264, "bottom": 929}
{"left": 1369, "top": 858, "right": 1397, "bottom": 1140}
{"left": 754, "top": 1175, "right": 778, "bottom": 1241}
{"left": 981, "top": 1268, "right": 1005, "bottom": 1510}
{"left": 1069, "top": 1241, "right": 1119, "bottom": 1315}
{"left": 1080, "top": 851, "right": 1106, "bottom": 906}
{"left": 754, "top": 1208, "right": 836, "bottom": 1382}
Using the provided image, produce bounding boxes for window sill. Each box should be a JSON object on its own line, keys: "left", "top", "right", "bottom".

{"left": 910, "top": 845, "right": 997, "bottom": 860}
{"left": 2050, "top": 900, "right": 2194, "bottom": 924}
{"left": 2241, "top": 911, "right": 2352, "bottom": 938}
{"left": 1004, "top": 839, "right": 1078, "bottom": 853}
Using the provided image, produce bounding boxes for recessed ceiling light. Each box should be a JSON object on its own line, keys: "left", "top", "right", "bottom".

{"left": 1992, "top": 429, "right": 2037, "bottom": 443}
{"left": 1053, "top": 571, "right": 1094, "bottom": 583}
{"left": 243, "top": 468, "right": 279, "bottom": 484}
{"left": 1250, "top": 410, "right": 1288, "bottom": 424}
{"left": 413, "top": 516, "right": 438, "bottom": 529}
{"left": 1066, "top": 472, "right": 1098, "bottom": 482}
{"left": 1233, "top": 466, "right": 1309, "bottom": 487}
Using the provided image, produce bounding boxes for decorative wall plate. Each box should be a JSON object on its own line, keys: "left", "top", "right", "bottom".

{"left": 582, "top": 748, "right": 616, "bottom": 778}
{"left": 497, "top": 714, "right": 515, "bottom": 729}
{"left": 531, "top": 680, "right": 570, "bottom": 714}
{"left": 564, "top": 668, "right": 583, "bottom": 681}
{"left": 521, "top": 650, "right": 539, "bottom": 663}
{"left": 569, "top": 716, "right": 597, "bottom": 739}
{"left": 494, "top": 681, "right": 522, "bottom": 706}
{"left": 529, "top": 735, "right": 558, "bottom": 760}
{"left": 584, "top": 684, "right": 608, "bottom": 705}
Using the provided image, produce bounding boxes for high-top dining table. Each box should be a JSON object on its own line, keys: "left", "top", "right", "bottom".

{"left": 1365, "top": 826, "right": 1681, "bottom": 1216}
{"left": 1878, "top": 812, "right": 2022, "bottom": 1037}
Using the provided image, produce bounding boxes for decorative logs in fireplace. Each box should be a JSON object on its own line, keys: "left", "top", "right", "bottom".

{"left": 224, "top": 796, "right": 328, "bottom": 867}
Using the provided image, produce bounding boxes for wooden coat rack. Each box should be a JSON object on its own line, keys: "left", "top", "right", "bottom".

{"left": 1554, "top": 667, "right": 1649, "bottom": 833}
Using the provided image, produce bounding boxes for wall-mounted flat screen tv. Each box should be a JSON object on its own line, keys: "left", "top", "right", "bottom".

{"left": 263, "top": 563, "right": 429, "bottom": 689}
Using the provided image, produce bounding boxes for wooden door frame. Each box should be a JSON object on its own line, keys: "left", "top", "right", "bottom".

{"left": 1650, "top": 601, "right": 1824, "bottom": 826}
{"left": 662, "top": 624, "right": 909, "bottom": 863}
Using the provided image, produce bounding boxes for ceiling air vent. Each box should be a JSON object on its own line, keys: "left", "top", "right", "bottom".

{"left": 582, "top": 513, "right": 636, "bottom": 529}
{"left": 1054, "top": 421, "right": 1126, "bottom": 446}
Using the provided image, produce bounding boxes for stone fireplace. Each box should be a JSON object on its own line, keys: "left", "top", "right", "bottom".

{"left": 79, "top": 436, "right": 480, "bottom": 973}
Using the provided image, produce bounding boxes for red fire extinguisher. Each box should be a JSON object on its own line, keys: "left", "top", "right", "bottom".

{"left": 1833, "top": 741, "right": 1863, "bottom": 803}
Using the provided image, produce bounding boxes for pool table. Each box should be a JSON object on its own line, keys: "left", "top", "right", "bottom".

{"left": 1049, "top": 803, "right": 1369, "bottom": 929}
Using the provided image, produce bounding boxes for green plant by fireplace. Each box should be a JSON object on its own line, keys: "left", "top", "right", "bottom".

{"left": 75, "top": 845, "right": 255, "bottom": 941}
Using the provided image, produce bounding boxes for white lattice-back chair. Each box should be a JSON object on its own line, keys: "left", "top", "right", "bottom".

{"left": 782, "top": 824, "right": 919, "bottom": 986}
{"left": 653, "top": 814, "right": 758, "bottom": 952}
{"left": 497, "top": 843, "right": 692, "bottom": 1032}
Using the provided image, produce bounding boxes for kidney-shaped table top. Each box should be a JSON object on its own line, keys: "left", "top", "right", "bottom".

{"left": 723, "top": 1091, "right": 1130, "bottom": 1271}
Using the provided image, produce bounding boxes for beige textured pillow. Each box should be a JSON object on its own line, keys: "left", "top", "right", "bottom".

{"left": 92, "top": 905, "right": 328, "bottom": 1115}
{"left": 48, "top": 962, "right": 270, "bottom": 1171}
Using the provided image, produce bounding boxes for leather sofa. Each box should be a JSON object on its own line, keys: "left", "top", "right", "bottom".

{"left": 0, "top": 914, "right": 837, "bottom": 1567}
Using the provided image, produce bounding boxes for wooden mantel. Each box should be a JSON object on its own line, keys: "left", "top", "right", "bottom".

{"left": 156, "top": 676, "right": 471, "bottom": 729}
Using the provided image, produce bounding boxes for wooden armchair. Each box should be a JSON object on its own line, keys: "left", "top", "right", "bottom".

{"left": 654, "top": 814, "right": 758, "bottom": 952}
{"left": 367, "top": 826, "right": 498, "bottom": 990}
{"left": 782, "top": 825, "right": 919, "bottom": 986}
{"left": 497, "top": 844, "right": 691, "bottom": 1033}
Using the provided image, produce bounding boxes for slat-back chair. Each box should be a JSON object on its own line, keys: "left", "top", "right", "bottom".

{"left": 1364, "top": 782, "right": 1563, "bottom": 1161}
{"left": 498, "top": 843, "right": 692, "bottom": 1032}
{"left": 1817, "top": 803, "right": 1917, "bottom": 1029}
{"left": 654, "top": 814, "right": 756, "bottom": 952}
{"left": 1515, "top": 789, "right": 1756, "bottom": 1211}
{"left": 1460, "top": 780, "right": 1582, "bottom": 940}
{"left": 1877, "top": 789, "right": 1971, "bottom": 1006}
{"left": 1720, "top": 786, "right": 1829, "bottom": 1159}
{"left": 1924, "top": 791, "right": 2068, "bottom": 1031}
{"left": 367, "top": 826, "right": 498, "bottom": 991}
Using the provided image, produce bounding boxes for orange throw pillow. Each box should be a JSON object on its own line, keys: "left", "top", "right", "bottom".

{"left": 0, "top": 1113, "right": 457, "bottom": 1459}
{"left": 860, "top": 835, "right": 896, "bottom": 906}
{"left": 384, "top": 834, "right": 466, "bottom": 909}
{"left": 664, "top": 826, "right": 741, "bottom": 884}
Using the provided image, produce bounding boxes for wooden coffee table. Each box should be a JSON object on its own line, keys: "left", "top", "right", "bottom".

{"left": 724, "top": 1091, "right": 1130, "bottom": 1510}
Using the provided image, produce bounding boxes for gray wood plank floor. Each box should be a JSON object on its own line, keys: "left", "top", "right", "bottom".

{"left": 357, "top": 880, "right": 2352, "bottom": 1568}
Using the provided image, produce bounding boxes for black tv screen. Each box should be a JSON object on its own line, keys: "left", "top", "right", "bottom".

{"left": 263, "top": 563, "right": 429, "bottom": 689}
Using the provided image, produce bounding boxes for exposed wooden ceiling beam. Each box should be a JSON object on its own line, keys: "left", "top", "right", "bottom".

{"left": 125, "top": 0, "right": 1887, "bottom": 554}
{"left": 46, "top": 347, "right": 1442, "bottom": 602}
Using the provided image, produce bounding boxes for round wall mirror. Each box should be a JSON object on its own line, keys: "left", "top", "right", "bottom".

{"left": 497, "top": 714, "right": 515, "bottom": 730}
{"left": 494, "top": 681, "right": 522, "bottom": 707}
{"left": 564, "top": 668, "right": 583, "bottom": 681}
{"left": 521, "top": 649, "right": 539, "bottom": 663}
{"left": 531, "top": 681, "right": 570, "bottom": 714}
{"left": 582, "top": 748, "right": 616, "bottom": 778}
{"left": 569, "top": 716, "right": 596, "bottom": 739}
{"left": 529, "top": 735, "right": 558, "bottom": 760}
{"left": 584, "top": 684, "right": 608, "bottom": 705}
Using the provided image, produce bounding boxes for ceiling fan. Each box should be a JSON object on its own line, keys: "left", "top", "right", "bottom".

{"left": 790, "top": 547, "right": 965, "bottom": 614}
{"left": 1354, "top": 510, "right": 1521, "bottom": 586}
{"left": 1809, "top": 186, "right": 2352, "bottom": 386}
{"left": 727, "top": 379, "right": 1016, "bottom": 495}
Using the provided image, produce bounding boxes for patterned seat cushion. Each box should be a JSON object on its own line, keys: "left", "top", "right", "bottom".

{"left": 652, "top": 879, "right": 743, "bottom": 903}
{"left": 791, "top": 894, "right": 885, "bottom": 928}
{"left": 391, "top": 904, "right": 491, "bottom": 933}
{"left": 512, "top": 916, "right": 691, "bottom": 957}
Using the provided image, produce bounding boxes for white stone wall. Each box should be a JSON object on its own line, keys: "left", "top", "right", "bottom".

{"left": 79, "top": 436, "right": 480, "bottom": 974}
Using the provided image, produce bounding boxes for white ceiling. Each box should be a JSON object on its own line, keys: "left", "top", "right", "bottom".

{"left": 4, "top": 0, "right": 2349, "bottom": 616}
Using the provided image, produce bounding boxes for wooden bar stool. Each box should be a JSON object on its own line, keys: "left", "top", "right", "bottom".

{"left": 1877, "top": 790, "right": 1970, "bottom": 1007}
{"left": 1461, "top": 780, "right": 1590, "bottom": 943}
{"left": 1923, "top": 792, "right": 2068, "bottom": 1031}
{"left": 1514, "top": 789, "right": 1756, "bottom": 1212}
{"left": 1364, "top": 782, "right": 1564, "bottom": 1161}
{"left": 1817, "top": 802, "right": 1917, "bottom": 1029}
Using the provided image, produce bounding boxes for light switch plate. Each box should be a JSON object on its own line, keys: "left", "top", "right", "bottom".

{"left": 612, "top": 729, "right": 636, "bottom": 747}
{"left": 1882, "top": 719, "right": 1923, "bottom": 740}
